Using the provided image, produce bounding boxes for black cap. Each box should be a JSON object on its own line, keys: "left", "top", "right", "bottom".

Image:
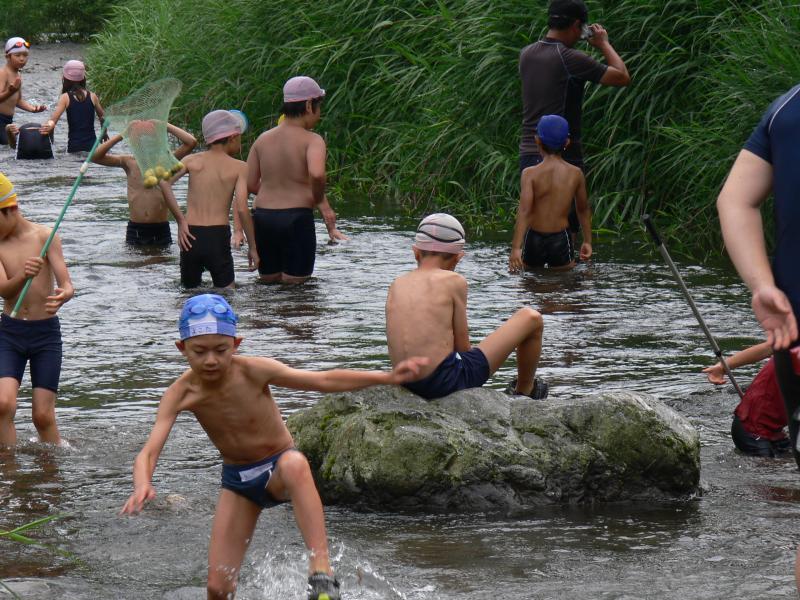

{"left": 548, "top": 0, "right": 589, "bottom": 23}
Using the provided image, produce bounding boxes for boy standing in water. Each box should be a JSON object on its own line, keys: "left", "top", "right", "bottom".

{"left": 0, "top": 173, "right": 73, "bottom": 446}
{"left": 509, "top": 115, "right": 592, "bottom": 271}
{"left": 387, "top": 213, "right": 548, "bottom": 400}
{"left": 0, "top": 37, "right": 46, "bottom": 145}
{"left": 161, "top": 110, "right": 258, "bottom": 287}
{"left": 92, "top": 121, "right": 197, "bottom": 247}
{"left": 246, "top": 76, "right": 346, "bottom": 284}
{"left": 121, "top": 293, "right": 426, "bottom": 600}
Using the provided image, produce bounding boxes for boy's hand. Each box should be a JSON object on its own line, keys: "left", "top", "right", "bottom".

{"left": 177, "top": 221, "right": 195, "bottom": 252}
{"left": 120, "top": 483, "right": 156, "bottom": 515}
{"left": 34, "top": 104, "right": 47, "bottom": 113}
{"left": 579, "top": 243, "right": 592, "bottom": 261}
{"left": 702, "top": 363, "right": 726, "bottom": 385}
{"left": 8, "top": 76, "right": 21, "bottom": 93}
{"left": 509, "top": 249, "right": 524, "bottom": 273}
{"left": 327, "top": 228, "right": 349, "bottom": 243}
{"left": 23, "top": 256, "right": 45, "bottom": 279}
{"left": 388, "top": 357, "right": 430, "bottom": 384}
{"left": 39, "top": 120, "right": 54, "bottom": 135}
{"left": 45, "top": 288, "right": 71, "bottom": 314}
{"left": 231, "top": 230, "right": 245, "bottom": 249}
{"left": 248, "top": 248, "right": 260, "bottom": 271}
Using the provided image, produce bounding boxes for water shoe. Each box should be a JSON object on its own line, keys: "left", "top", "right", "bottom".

{"left": 308, "top": 572, "right": 340, "bottom": 600}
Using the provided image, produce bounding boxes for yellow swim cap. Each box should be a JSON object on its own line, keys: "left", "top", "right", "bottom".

{"left": 0, "top": 172, "right": 17, "bottom": 210}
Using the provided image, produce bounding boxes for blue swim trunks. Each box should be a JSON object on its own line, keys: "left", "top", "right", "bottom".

{"left": 0, "top": 314, "right": 63, "bottom": 392}
{"left": 220, "top": 448, "right": 294, "bottom": 509}
{"left": 403, "top": 348, "right": 490, "bottom": 400}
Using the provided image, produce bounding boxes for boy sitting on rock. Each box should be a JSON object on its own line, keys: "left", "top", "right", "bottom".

{"left": 386, "top": 213, "right": 548, "bottom": 400}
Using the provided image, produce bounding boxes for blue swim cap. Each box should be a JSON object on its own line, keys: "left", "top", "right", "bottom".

{"left": 537, "top": 115, "right": 570, "bottom": 150}
{"left": 179, "top": 294, "right": 237, "bottom": 340}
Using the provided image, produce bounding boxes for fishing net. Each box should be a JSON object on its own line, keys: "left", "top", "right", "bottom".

{"left": 105, "top": 78, "right": 184, "bottom": 188}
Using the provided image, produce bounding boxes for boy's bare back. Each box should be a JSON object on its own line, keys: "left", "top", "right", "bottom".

{"left": 522, "top": 159, "right": 584, "bottom": 233}
{"left": 386, "top": 268, "right": 467, "bottom": 380}
{"left": 121, "top": 158, "right": 170, "bottom": 222}
{"left": 249, "top": 124, "right": 324, "bottom": 210}
{"left": 0, "top": 220, "right": 59, "bottom": 319}
{"left": 165, "top": 354, "right": 294, "bottom": 463}
{"left": 183, "top": 151, "right": 246, "bottom": 226}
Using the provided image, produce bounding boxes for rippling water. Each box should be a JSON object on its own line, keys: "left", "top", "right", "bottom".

{"left": 0, "top": 44, "right": 798, "bottom": 599}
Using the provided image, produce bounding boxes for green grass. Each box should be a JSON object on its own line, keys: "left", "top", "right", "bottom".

{"left": 88, "top": 0, "right": 800, "bottom": 254}
{"left": 1, "top": 0, "right": 117, "bottom": 42}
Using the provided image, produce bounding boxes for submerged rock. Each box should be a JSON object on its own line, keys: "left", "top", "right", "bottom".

{"left": 287, "top": 386, "right": 700, "bottom": 511}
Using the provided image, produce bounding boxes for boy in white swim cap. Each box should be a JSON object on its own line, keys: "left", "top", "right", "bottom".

{"left": 386, "top": 213, "right": 548, "bottom": 400}
{"left": 122, "top": 293, "right": 427, "bottom": 600}
{"left": 1, "top": 37, "right": 46, "bottom": 146}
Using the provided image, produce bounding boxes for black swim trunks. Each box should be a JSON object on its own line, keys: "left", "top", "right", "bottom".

{"left": 522, "top": 228, "right": 574, "bottom": 268}
{"left": 403, "top": 348, "right": 490, "bottom": 400}
{"left": 0, "top": 113, "right": 12, "bottom": 145}
{"left": 15, "top": 123, "right": 54, "bottom": 160}
{"left": 126, "top": 221, "right": 171, "bottom": 247}
{"left": 179, "top": 225, "right": 234, "bottom": 288}
{"left": 0, "top": 314, "right": 62, "bottom": 392}
{"left": 253, "top": 207, "right": 316, "bottom": 277}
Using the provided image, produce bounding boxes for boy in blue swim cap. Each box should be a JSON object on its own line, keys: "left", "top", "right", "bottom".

{"left": 121, "top": 293, "right": 426, "bottom": 600}
{"left": 510, "top": 114, "right": 593, "bottom": 271}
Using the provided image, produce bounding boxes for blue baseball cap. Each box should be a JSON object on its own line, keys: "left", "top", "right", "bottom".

{"left": 179, "top": 294, "right": 237, "bottom": 340}
{"left": 537, "top": 115, "right": 570, "bottom": 149}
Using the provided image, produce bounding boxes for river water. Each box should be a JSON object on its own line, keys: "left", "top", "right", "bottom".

{"left": 0, "top": 43, "right": 797, "bottom": 599}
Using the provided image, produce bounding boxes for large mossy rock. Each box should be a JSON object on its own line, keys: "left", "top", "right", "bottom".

{"left": 287, "top": 387, "right": 700, "bottom": 511}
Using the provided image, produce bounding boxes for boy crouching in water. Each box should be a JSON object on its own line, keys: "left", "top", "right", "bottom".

{"left": 509, "top": 114, "right": 592, "bottom": 272}
{"left": 387, "top": 213, "right": 548, "bottom": 400}
{"left": 0, "top": 173, "right": 73, "bottom": 446}
{"left": 121, "top": 294, "right": 426, "bottom": 600}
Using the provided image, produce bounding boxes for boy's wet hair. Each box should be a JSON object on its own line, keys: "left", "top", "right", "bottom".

{"left": 418, "top": 249, "right": 459, "bottom": 258}
{"left": 539, "top": 140, "right": 565, "bottom": 155}
{"left": 281, "top": 96, "right": 323, "bottom": 118}
{"left": 209, "top": 135, "right": 235, "bottom": 146}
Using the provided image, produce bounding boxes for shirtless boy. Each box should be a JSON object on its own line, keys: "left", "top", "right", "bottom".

{"left": 246, "top": 76, "right": 345, "bottom": 283}
{"left": 121, "top": 293, "right": 425, "bottom": 599}
{"left": 0, "top": 38, "right": 46, "bottom": 146}
{"left": 0, "top": 173, "right": 74, "bottom": 446}
{"left": 161, "top": 110, "right": 258, "bottom": 287}
{"left": 509, "top": 114, "right": 592, "bottom": 271}
{"left": 92, "top": 122, "right": 197, "bottom": 247}
{"left": 387, "top": 213, "right": 548, "bottom": 400}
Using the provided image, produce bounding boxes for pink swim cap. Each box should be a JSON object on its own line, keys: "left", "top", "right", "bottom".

{"left": 63, "top": 60, "right": 85, "bottom": 82}
{"left": 413, "top": 213, "right": 466, "bottom": 255}
{"left": 283, "top": 76, "right": 325, "bottom": 103}
{"left": 202, "top": 110, "right": 242, "bottom": 144}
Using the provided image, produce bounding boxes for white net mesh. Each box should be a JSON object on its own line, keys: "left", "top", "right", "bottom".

{"left": 105, "top": 78, "right": 184, "bottom": 187}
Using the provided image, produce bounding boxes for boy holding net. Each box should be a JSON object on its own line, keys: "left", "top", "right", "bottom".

{"left": 92, "top": 121, "right": 197, "bottom": 247}
{"left": 161, "top": 110, "right": 258, "bottom": 287}
{"left": 1, "top": 37, "right": 46, "bottom": 145}
{"left": 121, "top": 293, "right": 427, "bottom": 599}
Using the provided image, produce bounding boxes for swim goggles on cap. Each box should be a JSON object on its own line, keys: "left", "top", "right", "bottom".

{"left": 179, "top": 297, "right": 237, "bottom": 340}
{"left": 7, "top": 41, "right": 30, "bottom": 50}
{"left": 416, "top": 222, "right": 465, "bottom": 243}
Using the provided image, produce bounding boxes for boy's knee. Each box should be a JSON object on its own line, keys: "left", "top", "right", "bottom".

{"left": 278, "top": 450, "right": 312, "bottom": 482}
{"left": 31, "top": 405, "right": 56, "bottom": 430}
{"left": 517, "top": 307, "right": 543, "bottom": 330}
{"left": 0, "top": 393, "right": 17, "bottom": 419}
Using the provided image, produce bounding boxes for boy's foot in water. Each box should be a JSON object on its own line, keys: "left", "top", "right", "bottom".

{"left": 505, "top": 376, "right": 549, "bottom": 400}
{"left": 308, "top": 572, "right": 340, "bottom": 600}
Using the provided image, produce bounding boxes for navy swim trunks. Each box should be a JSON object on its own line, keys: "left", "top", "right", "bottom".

{"left": 0, "top": 314, "right": 63, "bottom": 392}
{"left": 253, "top": 207, "right": 316, "bottom": 277}
{"left": 522, "top": 228, "right": 574, "bottom": 268}
{"left": 403, "top": 348, "right": 490, "bottom": 400}
{"left": 0, "top": 113, "right": 12, "bottom": 145}
{"left": 221, "top": 448, "right": 295, "bottom": 509}
{"left": 126, "top": 221, "right": 171, "bottom": 247}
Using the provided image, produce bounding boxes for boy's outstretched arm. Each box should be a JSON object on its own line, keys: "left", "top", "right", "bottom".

{"left": 91, "top": 134, "right": 125, "bottom": 167}
{"left": 703, "top": 341, "right": 773, "bottom": 385}
{"left": 267, "top": 356, "right": 429, "bottom": 392}
{"left": 120, "top": 387, "right": 181, "bottom": 514}
{"left": 575, "top": 174, "right": 592, "bottom": 261}
{"left": 166, "top": 123, "right": 197, "bottom": 160}
{"left": 510, "top": 172, "right": 534, "bottom": 272}
{"left": 44, "top": 234, "right": 74, "bottom": 315}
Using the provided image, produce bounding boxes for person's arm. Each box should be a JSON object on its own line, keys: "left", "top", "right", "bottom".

{"left": 575, "top": 172, "right": 592, "bottom": 260}
{"left": 246, "top": 142, "right": 261, "bottom": 195}
{"left": 91, "top": 93, "right": 109, "bottom": 141}
{"left": 0, "top": 255, "right": 44, "bottom": 300}
{"left": 452, "top": 276, "right": 471, "bottom": 353}
{"left": 703, "top": 341, "right": 773, "bottom": 385}
{"left": 91, "top": 134, "right": 126, "bottom": 167}
{"left": 0, "top": 71, "right": 21, "bottom": 103}
{"left": 120, "top": 386, "right": 181, "bottom": 514}
{"left": 510, "top": 171, "right": 534, "bottom": 272}
{"left": 267, "top": 356, "right": 429, "bottom": 392}
{"left": 40, "top": 94, "right": 68, "bottom": 135}
{"left": 158, "top": 175, "right": 194, "bottom": 251}
{"left": 589, "top": 25, "right": 630, "bottom": 87}
{"left": 44, "top": 234, "right": 74, "bottom": 315}
{"left": 307, "top": 135, "right": 326, "bottom": 206}
{"left": 318, "top": 195, "right": 348, "bottom": 242}
{"left": 166, "top": 123, "right": 197, "bottom": 160}
{"left": 16, "top": 83, "right": 46, "bottom": 113}
{"left": 717, "top": 149, "right": 797, "bottom": 349}
{"left": 234, "top": 166, "right": 259, "bottom": 271}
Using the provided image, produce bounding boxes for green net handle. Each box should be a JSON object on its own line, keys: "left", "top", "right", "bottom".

{"left": 10, "top": 121, "right": 109, "bottom": 318}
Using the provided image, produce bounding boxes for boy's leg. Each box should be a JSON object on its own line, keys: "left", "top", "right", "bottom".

{"left": 31, "top": 388, "right": 60, "bottom": 444}
{"left": 267, "top": 450, "right": 332, "bottom": 575}
{"left": 0, "top": 378, "right": 20, "bottom": 446}
{"left": 280, "top": 273, "right": 310, "bottom": 284}
{"left": 477, "top": 307, "right": 543, "bottom": 396}
{"left": 207, "top": 488, "right": 261, "bottom": 599}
